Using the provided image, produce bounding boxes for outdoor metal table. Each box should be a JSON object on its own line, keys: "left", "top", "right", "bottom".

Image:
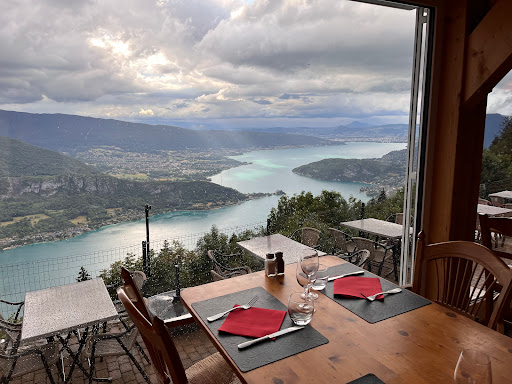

{"left": 21, "top": 278, "right": 118, "bottom": 383}
{"left": 489, "top": 190, "right": 512, "bottom": 206}
{"left": 340, "top": 218, "right": 408, "bottom": 239}
{"left": 237, "top": 233, "right": 326, "bottom": 265}
{"left": 478, "top": 203, "right": 512, "bottom": 217}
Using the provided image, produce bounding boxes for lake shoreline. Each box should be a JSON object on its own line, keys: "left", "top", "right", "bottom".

{"left": 0, "top": 192, "right": 277, "bottom": 252}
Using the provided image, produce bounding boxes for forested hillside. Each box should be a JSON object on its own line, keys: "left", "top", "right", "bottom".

{"left": 0, "top": 109, "right": 334, "bottom": 153}
{"left": 0, "top": 138, "right": 252, "bottom": 249}
{"left": 0, "top": 136, "right": 97, "bottom": 176}
{"left": 292, "top": 149, "right": 407, "bottom": 189}
{"left": 481, "top": 116, "right": 512, "bottom": 195}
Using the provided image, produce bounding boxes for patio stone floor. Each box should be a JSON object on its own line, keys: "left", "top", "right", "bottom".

{"left": 10, "top": 323, "right": 218, "bottom": 384}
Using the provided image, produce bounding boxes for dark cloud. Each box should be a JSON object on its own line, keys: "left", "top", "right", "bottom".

{"left": 252, "top": 98, "right": 272, "bottom": 105}
{"left": 1, "top": 0, "right": 507, "bottom": 125}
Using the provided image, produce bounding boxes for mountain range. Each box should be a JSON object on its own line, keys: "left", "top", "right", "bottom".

{"left": 211, "top": 113, "right": 507, "bottom": 146}
{"left": 0, "top": 110, "right": 334, "bottom": 154}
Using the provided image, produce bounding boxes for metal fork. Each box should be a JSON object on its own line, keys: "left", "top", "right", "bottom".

{"left": 206, "top": 296, "right": 259, "bottom": 322}
{"left": 360, "top": 288, "right": 402, "bottom": 301}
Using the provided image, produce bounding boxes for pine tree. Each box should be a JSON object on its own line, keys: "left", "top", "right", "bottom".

{"left": 76, "top": 266, "right": 91, "bottom": 282}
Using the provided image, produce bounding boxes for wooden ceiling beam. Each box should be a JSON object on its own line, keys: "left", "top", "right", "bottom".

{"left": 463, "top": 0, "right": 512, "bottom": 107}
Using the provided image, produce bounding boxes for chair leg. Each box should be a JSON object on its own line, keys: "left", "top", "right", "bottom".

{"left": 40, "top": 354, "right": 56, "bottom": 384}
{"left": 135, "top": 340, "right": 150, "bottom": 364}
{"left": 120, "top": 344, "right": 151, "bottom": 383}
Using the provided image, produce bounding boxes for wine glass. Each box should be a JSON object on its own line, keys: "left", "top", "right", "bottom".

{"left": 454, "top": 349, "right": 492, "bottom": 383}
{"left": 299, "top": 249, "right": 319, "bottom": 300}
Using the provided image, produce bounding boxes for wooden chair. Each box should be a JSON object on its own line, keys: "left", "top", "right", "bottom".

{"left": 328, "top": 228, "right": 357, "bottom": 258}
{"left": 290, "top": 227, "right": 322, "bottom": 249}
{"left": 120, "top": 267, "right": 193, "bottom": 327}
{"left": 413, "top": 231, "right": 512, "bottom": 331}
{"left": 207, "top": 251, "right": 252, "bottom": 281}
{"left": 352, "top": 237, "right": 397, "bottom": 279}
{"left": 117, "top": 286, "right": 241, "bottom": 384}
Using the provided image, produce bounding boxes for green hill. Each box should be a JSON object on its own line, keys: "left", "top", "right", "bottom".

{"left": 0, "top": 136, "right": 97, "bottom": 177}
{"left": 292, "top": 149, "right": 407, "bottom": 188}
{"left": 0, "top": 109, "right": 335, "bottom": 153}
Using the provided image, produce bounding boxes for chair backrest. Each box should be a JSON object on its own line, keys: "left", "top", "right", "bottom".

{"left": 395, "top": 213, "right": 404, "bottom": 225}
{"left": 479, "top": 214, "right": 512, "bottom": 261}
{"left": 412, "top": 231, "right": 512, "bottom": 331}
{"left": 207, "top": 250, "right": 224, "bottom": 276}
{"left": 120, "top": 267, "right": 152, "bottom": 321}
{"left": 352, "top": 237, "right": 377, "bottom": 262}
{"left": 328, "top": 228, "right": 352, "bottom": 254}
{"left": 352, "top": 249, "right": 370, "bottom": 268}
{"left": 300, "top": 227, "right": 321, "bottom": 247}
{"left": 118, "top": 286, "right": 187, "bottom": 384}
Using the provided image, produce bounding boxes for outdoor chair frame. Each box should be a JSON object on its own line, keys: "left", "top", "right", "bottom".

{"left": 207, "top": 250, "right": 252, "bottom": 281}
{"left": 289, "top": 227, "right": 322, "bottom": 249}
{"left": 0, "top": 342, "right": 59, "bottom": 384}
{"left": 328, "top": 227, "right": 357, "bottom": 258}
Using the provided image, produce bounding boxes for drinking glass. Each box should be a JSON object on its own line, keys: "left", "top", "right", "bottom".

{"left": 288, "top": 292, "right": 314, "bottom": 326}
{"left": 311, "top": 264, "right": 328, "bottom": 290}
{"left": 298, "top": 249, "right": 319, "bottom": 300}
{"left": 454, "top": 349, "right": 492, "bottom": 383}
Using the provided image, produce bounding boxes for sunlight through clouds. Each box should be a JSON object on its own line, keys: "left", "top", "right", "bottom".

{"left": 0, "top": 0, "right": 510, "bottom": 128}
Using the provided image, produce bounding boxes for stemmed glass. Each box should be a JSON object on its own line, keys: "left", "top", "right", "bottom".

{"left": 454, "top": 349, "right": 492, "bottom": 383}
{"left": 298, "top": 249, "right": 319, "bottom": 300}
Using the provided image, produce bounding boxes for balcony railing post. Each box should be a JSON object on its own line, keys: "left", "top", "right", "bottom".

{"left": 142, "top": 241, "right": 147, "bottom": 276}
{"left": 145, "top": 204, "right": 151, "bottom": 277}
{"left": 174, "top": 264, "right": 180, "bottom": 299}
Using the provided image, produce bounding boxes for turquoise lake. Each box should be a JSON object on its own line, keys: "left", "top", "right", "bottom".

{"left": 0, "top": 142, "right": 406, "bottom": 300}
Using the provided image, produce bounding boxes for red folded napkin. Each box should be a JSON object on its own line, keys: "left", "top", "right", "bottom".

{"left": 333, "top": 276, "right": 384, "bottom": 300}
{"left": 218, "top": 305, "right": 286, "bottom": 338}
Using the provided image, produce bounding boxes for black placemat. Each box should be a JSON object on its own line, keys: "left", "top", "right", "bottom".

{"left": 192, "top": 286, "right": 329, "bottom": 372}
{"left": 321, "top": 263, "right": 430, "bottom": 323}
{"left": 347, "top": 373, "right": 385, "bottom": 384}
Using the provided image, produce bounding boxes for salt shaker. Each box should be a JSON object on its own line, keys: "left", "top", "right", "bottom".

{"left": 275, "top": 251, "right": 284, "bottom": 276}
{"left": 265, "top": 253, "right": 276, "bottom": 277}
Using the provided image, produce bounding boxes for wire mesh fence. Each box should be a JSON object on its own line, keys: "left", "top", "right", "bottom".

{"left": 0, "top": 221, "right": 267, "bottom": 318}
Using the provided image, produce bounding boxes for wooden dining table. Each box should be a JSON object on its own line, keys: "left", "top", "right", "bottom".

{"left": 181, "top": 256, "right": 512, "bottom": 384}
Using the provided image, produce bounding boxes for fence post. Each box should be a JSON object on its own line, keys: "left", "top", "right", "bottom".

{"left": 174, "top": 264, "right": 180, "bottom": 299}
{"left": 142, "top": 241, "right": 147, "bottom": 276}
{"left": 359, "top": 203, "right": 366, "bottom": 237}
{"left": 145, "top": 204, "right": 151, "bottom": 276}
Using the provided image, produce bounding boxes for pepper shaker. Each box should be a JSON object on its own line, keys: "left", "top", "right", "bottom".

{"left": 275, "top": 251, "right": 284, "bottom": 276}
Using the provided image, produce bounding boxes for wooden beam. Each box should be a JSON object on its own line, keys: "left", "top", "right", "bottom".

{"left": 463, "top": 0, "right": 512, "bottom": 106}
{"left": 421, "top": 0, "right": 469, "bottom": 243}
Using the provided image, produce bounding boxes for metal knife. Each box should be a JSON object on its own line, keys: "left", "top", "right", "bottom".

{"left": 237, "top": 326, "right": 304, "bottom": 349}
{"left": 327, "top": 270, "right": 364, "bottom": 281}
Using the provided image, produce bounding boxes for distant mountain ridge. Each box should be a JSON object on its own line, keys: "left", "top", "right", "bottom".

{"left": 0, "top": 110, "right": 334, "bottom": 154}
{"left": 226, "top": 114, "right": 507, "bottom": 144}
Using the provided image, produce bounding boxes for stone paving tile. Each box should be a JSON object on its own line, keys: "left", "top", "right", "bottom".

{"left": 9, "top": 322, "right": 216, "bottom": 383}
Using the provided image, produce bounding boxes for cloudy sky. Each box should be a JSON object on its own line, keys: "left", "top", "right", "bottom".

{"left": 1, "top": 0, "right": 510, "bottom": 130}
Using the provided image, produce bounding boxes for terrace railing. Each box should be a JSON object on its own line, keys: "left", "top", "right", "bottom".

{"left": 0, "top": 221, "right": 266, "bottom": 318}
